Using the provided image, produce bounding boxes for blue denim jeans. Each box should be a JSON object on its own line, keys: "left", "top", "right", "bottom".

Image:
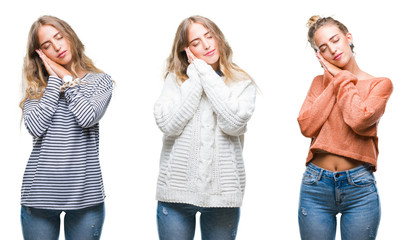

{"left": 21, "top": 203, "right": 105, "bottom": 240}
{"left": 298, "top": 163, "right": 380, "bottom": 240}
{"left": 157, "top": 201, "right": 240, "bottom": 240}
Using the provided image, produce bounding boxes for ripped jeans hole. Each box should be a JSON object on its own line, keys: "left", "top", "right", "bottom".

{"left": 162, "top": 207, "right": 168, "bottom": 216}
{"left": 301, "top": 208, "right": 307, "bottom": 216}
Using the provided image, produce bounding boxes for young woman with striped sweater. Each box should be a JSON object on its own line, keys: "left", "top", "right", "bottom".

{"left": 154, "top": 16, "right": 256, "bottom": 240}
{"left": 19, "top": 15, "right": 112, "bottom": 240}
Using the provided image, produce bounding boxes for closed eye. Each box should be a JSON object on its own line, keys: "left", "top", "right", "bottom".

{"left": 42, "top": 43, "right": 51, "bottom": 50}
{"left": 191, "top": 40, "right": 200, "bottom": 47}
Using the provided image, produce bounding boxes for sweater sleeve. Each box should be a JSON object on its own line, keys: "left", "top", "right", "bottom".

{"left": 192, "top": 59, "right": 256, "bottom": 136}
{"left": 335, "top": 71, "right": 393, "bottom": 136}
{"left": 64, "top": 74, "right": 113, "bottom": 128}
{"left": 153, "top": 68, "right": 203, "bottom": 137}
{"left": 23, "top": 76, "right": 62, "bottom": 138}
{"left": 297, "top": 71, "right": 336, "bottom": 138}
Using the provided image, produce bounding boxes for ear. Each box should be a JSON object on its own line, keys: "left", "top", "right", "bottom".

{"left": 346, "top": 32, "right": 353, "bottom": 44}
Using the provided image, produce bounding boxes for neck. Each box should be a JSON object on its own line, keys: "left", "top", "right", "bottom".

{"left": 64, "top": 63, "right": 87, "bottom": 78}
{"left": 211, "top": 62, "right": 219, "bottom": 71}
{"left": 342, "top": 56, "right": 363, "bottom": 78}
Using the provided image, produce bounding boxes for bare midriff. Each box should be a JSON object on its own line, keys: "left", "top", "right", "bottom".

{"left": 311, "top": 152, "right": 363, "bottom": 172}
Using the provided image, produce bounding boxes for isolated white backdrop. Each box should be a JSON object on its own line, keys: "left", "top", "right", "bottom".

{"left": 1, "top": 0, "right": 410, "bottom": 239}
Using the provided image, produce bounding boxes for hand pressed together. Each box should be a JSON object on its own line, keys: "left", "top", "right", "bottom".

{"left": 36, "top": 49, "right": 71, "bottom": 78}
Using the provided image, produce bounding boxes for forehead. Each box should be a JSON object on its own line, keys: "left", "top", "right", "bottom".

{"left": 188, "top": 22, "right": 209, "bottom": 41}
{"left": 37, "top": 25, "right": 59, "bottom": 42}
{"left": 313, "top": 24, "right": 344, "bottom": 45}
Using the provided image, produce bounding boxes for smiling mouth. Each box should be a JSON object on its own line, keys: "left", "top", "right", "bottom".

{"left": 58, "top": 50, "right": 67, "bottom": 58}
{"left": 334, "top": 53, "right": 343, "bottom": 60}
{"left": 205, "top": 49, "right": 215, "bottom": 56}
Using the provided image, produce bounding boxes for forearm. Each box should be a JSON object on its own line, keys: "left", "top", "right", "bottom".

{"left": 336, "top": 76, "right": 393, "bottom": 136}
{"left": 192, "top": 60, "right": 256, "bottom": 136}
{"left": 298, "top": 75, "right": 336, "bottom": 138}
{"left": 65, "top": 74, "right": 113, "bottom": 128}
{"left": 154, "top": 71, "right": 203, "bottom": 136}
{"left": 23, "top": 76, "right": 62, "bottom": 137}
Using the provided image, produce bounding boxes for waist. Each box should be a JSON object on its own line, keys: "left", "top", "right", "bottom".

{"left": 311, "top": 152, "right": 364, "bottom": 171}
{"left": 306, "top": 162, "right": 373, "bottom": 180}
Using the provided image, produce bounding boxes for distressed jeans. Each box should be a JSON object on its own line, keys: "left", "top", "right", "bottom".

{"left": 21, "top": 202, "right": 105, "bottom": 240}
{"left": 157, "top": 201, "right": 240, "bottom": 240}
{"left": 298, "top": 163, "right": 380, "bottom": 240}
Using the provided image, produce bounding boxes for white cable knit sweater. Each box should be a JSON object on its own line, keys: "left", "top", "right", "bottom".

{"left": 154, "top": 59, "right": 256, "bottom": 207}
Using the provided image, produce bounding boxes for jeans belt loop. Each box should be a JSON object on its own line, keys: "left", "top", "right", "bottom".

{"left": 317, "top": 169, "right": 323, "bottom": 181}
{"left": 345, "top": 170, "right": 351, "bottom": 181}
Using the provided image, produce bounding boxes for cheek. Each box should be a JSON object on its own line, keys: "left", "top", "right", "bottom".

{"left": 189, "top": 46, "right": 203, "bottom": 59}
{"left": 42, "top": 49, "right": 55, "bottom": 59}
{"left": 320, "top": 51, "right": 331, "bottom": 60}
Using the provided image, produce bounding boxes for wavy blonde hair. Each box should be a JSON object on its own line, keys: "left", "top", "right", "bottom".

{"left": 20, "top": 15, "right": 103, "bottom": 110}
{"left": 166, "top": 15, "right": 251, "bottom": 83}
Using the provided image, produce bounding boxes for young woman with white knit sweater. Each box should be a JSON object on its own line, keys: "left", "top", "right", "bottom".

{"left": 154, "top": 15, "right": 256, "bottom": 240}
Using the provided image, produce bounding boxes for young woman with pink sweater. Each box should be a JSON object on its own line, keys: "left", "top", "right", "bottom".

{"left": 297, "top": 16, "right": 393, "bottom": 240}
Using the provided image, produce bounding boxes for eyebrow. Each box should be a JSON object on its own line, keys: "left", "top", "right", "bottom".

{"left": 318, "top": 34, "right": 339, "bottom": 49}
{"left": 40, "top": 32, "right": 61, "bottom": 47}
{"left": 189, "top": 31, "right": 211, "bottom": 44}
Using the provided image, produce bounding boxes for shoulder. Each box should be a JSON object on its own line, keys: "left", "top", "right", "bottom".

{"left": 162, "top": 72, "right": 185, "bottom": 92}
{"left": 165, "top": 72, "right": 178, "bottom": 82}
{"left": 86, "top": 72, "right": 111, "bottom": 81}
{"left": 164, "top": 72, "right": 181, "bottom": 86}
{"left": 371, "top": 76, "right": 392, "bottom": 85}
{"left": 314, "top": 74, "right": 324, "bottom": 81}
{"left": 309, "top": 74, "right": 326, "bottom": 87}
{"left": 369, "top": 77, "right": 393, "bottom": 94}
{"left": 84, "top": 73, "right": 113, "bottom": 86}
{"left": 228, "top": 78, "right": 255, "bottom": 98}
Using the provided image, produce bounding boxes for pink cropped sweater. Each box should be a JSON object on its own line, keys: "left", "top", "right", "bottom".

{"left": 298, "top": 70, "right": 393, "bottom": 171}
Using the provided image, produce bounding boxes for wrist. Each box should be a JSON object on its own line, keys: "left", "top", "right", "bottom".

{"left": 60, "top": 75, "right": 81, "bottom": 92}
{"left": 62, "top": 75, "right": 74, "bottom": 83}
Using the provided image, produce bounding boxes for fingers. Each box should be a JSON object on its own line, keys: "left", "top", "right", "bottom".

{"left": 316, "top": 51, "right": 342, "bottom": 76}
{"left": 36, "top": 49, "right": 51, "bottom": 66}
{"left": 185, "top": 47, "right": 192, "bottom": 63}
{"left": 36, "top": 49, "right": 58, "bottom": 76}
{"left": 316, "top": 51, "right": 328, "bottom": 70}
{"left": 185, "top": 47, "right": 196, "bottom": 64}
{"left": 36, "top": 49, "right": 45, "bottom": 62}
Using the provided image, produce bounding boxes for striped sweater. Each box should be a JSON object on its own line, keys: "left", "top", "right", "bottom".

{"left": 21, "top": 73, "right": 113, "bottom": 210}
{"left": 154, "top": 59, "right": 256, "bottom": 208}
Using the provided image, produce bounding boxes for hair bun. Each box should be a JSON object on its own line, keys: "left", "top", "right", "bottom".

{"left": 307, "top": 15, "right": 321, "bottom": 28}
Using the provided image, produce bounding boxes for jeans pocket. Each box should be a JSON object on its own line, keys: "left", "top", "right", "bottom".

{"left": 349, "top": 171, "right": 376, "bottom": 187}
{"left": 301, "top": 171, "right": 319, "bottom": 185}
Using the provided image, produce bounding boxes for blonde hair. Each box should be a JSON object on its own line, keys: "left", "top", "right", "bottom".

{"left": 307, "top": 15, "right": 354, "bottom": 52}
{"left": 166, "top": 15, "right": 251, "bottom": 83}
{"left": 20, "top": 15, "right": 103, "bottom": 110}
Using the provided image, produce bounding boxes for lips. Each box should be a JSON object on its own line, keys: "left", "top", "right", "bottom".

{"left": 333, "top": 53, "right": 343, "bottom": 61}
{"left": 58, "top": 50, "right": 67, "bottom": 58}
{"left": 205, "top": 49, "right": 215, "bottom": 57}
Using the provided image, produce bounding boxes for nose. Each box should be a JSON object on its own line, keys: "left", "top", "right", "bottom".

{"left": 329, "top": 45, "right": 337, "bottom": 54}
{"left": 202, "top": 38, "right": 210, "bottom": 50}
{"left": 51, "top": 40, "right": 61, "bottom": 52}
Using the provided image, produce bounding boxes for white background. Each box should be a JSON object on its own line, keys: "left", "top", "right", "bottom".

{"left": 1, "top": 0, "right": 410, "bottom": 239}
